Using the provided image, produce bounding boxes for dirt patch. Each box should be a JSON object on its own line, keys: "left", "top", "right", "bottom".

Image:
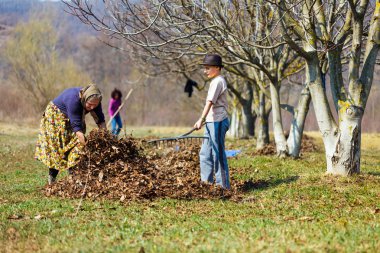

{"left": 301, "top": 134, "right": 319, "bottom": 153}
{"left": 253, "top": 143, "right": 277, "bottom": 156}
{"left": 253, "top": 134, "right": 319, "bottom": 156}
{"left": 45, "top": 129, "right": 251, "bottom": 202}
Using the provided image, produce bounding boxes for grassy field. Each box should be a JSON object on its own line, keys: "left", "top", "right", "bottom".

{"left": 1, "top": 122, "right": 379, "bottom": 252}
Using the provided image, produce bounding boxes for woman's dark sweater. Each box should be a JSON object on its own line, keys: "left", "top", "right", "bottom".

{"left": 52, "top": 87, "right": 105, "bottom": 132}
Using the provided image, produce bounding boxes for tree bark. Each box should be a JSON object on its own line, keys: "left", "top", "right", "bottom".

{"left": 228, "top": 81, "right": 255, "bottom": 139}
{"left": 306, "top": 57, "right": 362, "bottom": 175}
{"left": 256, "top": 112, "right": 270, "bottom": 149}
{"left": 278, "top": 0, "right": 380, "bottom": 175}
{"left": 269, "top": 83, "right": 288, "bottom": 156}
{"left": 228, "top": 104, "right": 242, "bottom": 138}
{"left": 287, "top": 85, "right": 311, "bottom": 158}
{"left": 305, "top": 58, "right": 335, "bottom": 154}
{"left": 256, "top": 91, "right": 270, "bottom": 149}
{"left": 326, "top": 106, "right": 363, "bottom": 175}
{"left": 241, "top": 101, "right": 256, "bottom": 138}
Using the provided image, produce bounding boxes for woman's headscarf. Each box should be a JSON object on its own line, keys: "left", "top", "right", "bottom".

{"left": 79, "top": 84, "right": 102, "bottom": 134}
{"left": 80, "top": 84, "right": 102, "bottom": 107}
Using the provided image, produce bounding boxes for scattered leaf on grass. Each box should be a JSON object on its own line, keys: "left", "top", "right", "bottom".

{"left": 34, "top": 214, "right": 43, "bottom": 220}
{"left": 299, "top": 216, "right": 314, "bottom": 221}
{"left": 7, "top": 214, "right": 22, "bottom": 220}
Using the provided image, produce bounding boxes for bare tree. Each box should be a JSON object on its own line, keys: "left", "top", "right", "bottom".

{"left": 3, "top": 12, "right": 90, "bottom": 111}
{"left": 276, "top": 0, "right": 380, "bottom": 174}
{"left": 63, "top": 0, "right": 312, "bottom": 157}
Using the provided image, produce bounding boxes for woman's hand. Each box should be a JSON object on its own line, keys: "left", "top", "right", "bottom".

{"left": 98, "top": 122, "right": 106, "bottom": 129}
{"left": 76, "top": 131, "right": 86, "bottom": 145}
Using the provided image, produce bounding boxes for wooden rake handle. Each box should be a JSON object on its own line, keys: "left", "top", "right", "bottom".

{"left": 178, "top": 122, "right": 206, "bottom": 137}
{"left": 179, "top": 128, "right": 197, "bottom": 137}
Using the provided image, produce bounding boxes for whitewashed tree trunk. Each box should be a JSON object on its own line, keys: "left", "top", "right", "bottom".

{"left": 269, "top": 83, "right": 288, "bottom": 156}
{"left": 287, "top": 85, "right": 311, "bottom": 157}
{"left": 327, "top": 107, "right": 363, "bottom": 174}
{"left": 305, "top": 58, "right": 341, "bottom": 170}
{"left": 306, "top": 57, "right": 363, "bottom": 175}
{"left": 228, "top": 103, "right": 242, "bottom": 138}
{"left": 228, "top": 81, "right": 255, "bottom": 139}
{"left": 278, "top": 0, "right": 380, "bottom": 175}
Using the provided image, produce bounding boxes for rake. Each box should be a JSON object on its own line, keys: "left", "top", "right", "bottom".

{"left": 147, "top": 126, "right": 208, "bottom": 148}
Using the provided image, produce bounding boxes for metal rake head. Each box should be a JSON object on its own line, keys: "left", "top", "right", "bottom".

{"left": 145, "top": 126, "right": 208, "bottom": 148}
{"left": 147, "top": 136, "right": 208, "bottom": 148}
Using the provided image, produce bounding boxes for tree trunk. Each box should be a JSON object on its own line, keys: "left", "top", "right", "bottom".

{"left": 326, "top": 105, "right": 363, "bottom": 175}
{"left": 241, "top": 101, "right": 256, "bottom": 138}
{"left": 256, "top": 92, "right": 270, "bottom": 149}
{"left": 256, "top": 112, "right": 270, "bottom": 149}
{"left": 306, "top": 57, "right": 362, "bottom": 175}
{"left": 269, "top": 83, "right": 288, "bottom": 156}
{"left": 228, "top": 81, "right": 254, "bottom": 139}
{"left": 228, "top": 104, "right": 242, "bottom": 138}
{"left": 287, "top": 85, "right": 311, "bottom": 158}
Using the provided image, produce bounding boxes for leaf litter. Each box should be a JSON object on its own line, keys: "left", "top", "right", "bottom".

{"left": 45, "top": 129, "right": 254, "bottom": 202}
{"left": 253, "top": 134, "right": 319, "bottom": 156}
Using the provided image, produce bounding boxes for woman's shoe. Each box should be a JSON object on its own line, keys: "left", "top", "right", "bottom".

{"left": 48, "top": 168, "right": 59, "bottom": 185}
{"left": 48, "top": 175, "right": 56, "bottom": 185}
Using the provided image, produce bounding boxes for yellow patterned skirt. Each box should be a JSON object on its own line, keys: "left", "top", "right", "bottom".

{"left": 35, "top": 102, "right": 83, "bottom": 171}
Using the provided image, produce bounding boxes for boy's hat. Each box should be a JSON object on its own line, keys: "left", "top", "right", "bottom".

{"left": 200, "top": 54, "right": 224, "bottom": 67}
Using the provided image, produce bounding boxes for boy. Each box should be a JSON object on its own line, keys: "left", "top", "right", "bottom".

{"left": 194, "top": 54, "right": 230, "bottom": 189}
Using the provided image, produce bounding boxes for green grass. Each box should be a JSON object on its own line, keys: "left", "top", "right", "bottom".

{"left": 1, "top": 122, "right": 379, "bottom": 252}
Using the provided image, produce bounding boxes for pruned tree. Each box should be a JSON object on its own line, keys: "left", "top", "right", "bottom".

{"left": 276, "top": 0, "right": 380, "bottom": 174}
{"left": 63, "top": 0, "right": 311, "bottom": 157}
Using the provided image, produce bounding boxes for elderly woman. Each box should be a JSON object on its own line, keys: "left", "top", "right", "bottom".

{"left": 35, "top": 84, "right": 106, "bottom": 185}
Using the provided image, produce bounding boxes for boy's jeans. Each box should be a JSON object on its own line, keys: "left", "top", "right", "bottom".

{"left": 199, "top": 118, "right": 230, "bottom": 189}
{"left": 111, "top": 114, "right": 123, "bottom": 135}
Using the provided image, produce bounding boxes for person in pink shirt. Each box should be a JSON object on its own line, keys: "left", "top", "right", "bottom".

{"left": 108, "top": 89, "right": 123, "bottom": 135}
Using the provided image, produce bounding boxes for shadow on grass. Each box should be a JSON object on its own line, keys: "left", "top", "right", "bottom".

{"left": 239, "top": 175, "right": 299, "bottom": 193}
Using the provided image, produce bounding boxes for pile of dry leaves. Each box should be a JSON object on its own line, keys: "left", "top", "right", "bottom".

{"left": 46, "top": 129, "right": 249, "bottom": 201}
